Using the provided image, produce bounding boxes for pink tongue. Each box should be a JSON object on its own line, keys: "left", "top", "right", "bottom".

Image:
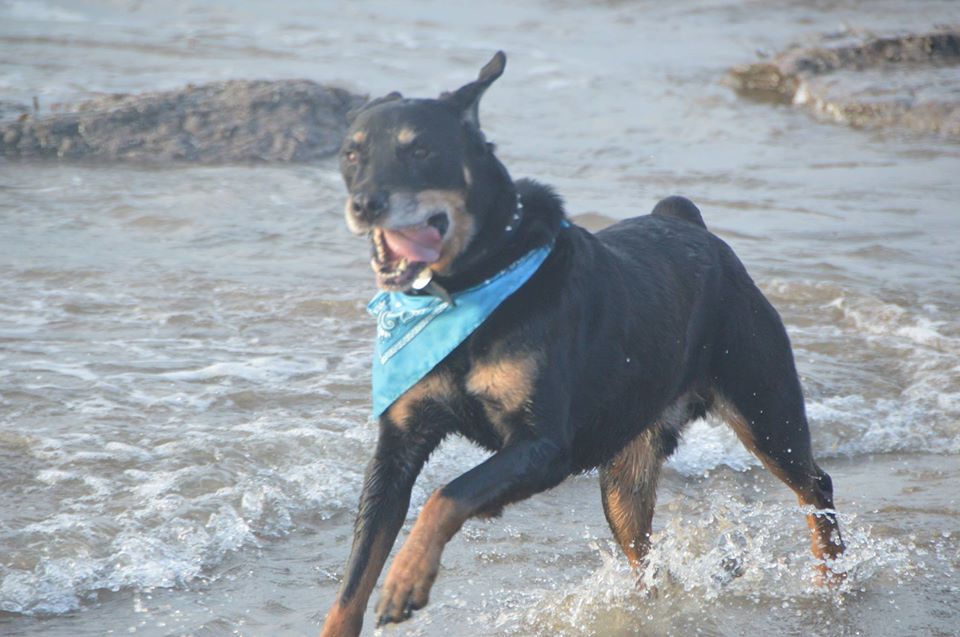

{"left": 382, "top": 226, "right": 443, "bottom": 263}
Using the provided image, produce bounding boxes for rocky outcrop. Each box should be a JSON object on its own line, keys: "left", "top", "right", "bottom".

{"left": 0, "top": 80, "right": 365, "bottom": 163}
{"left": 727, "top": 29, "right": 960, "bottom": 137}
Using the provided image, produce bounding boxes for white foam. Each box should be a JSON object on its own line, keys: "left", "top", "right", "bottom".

{"left": 26, "top": 361, "right": 100, "bottom": 382}
{"left": 160, "top": 356, "right": 328, "bottom": 383}
{"left": 0, "top": 557, "right": 100, "bottom": 616}
{"left": 668, "top": 416, "right": 759, "bottom": 476}
{"left": 2, "top": 403, "right": 374, "bottom": 615}
{"left": 35, "top": 468, "right": 75, "bottom": 485}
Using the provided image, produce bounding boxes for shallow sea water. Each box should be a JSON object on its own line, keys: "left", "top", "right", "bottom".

{"left": 1, "top": 1, "right": 959, "bottom": 636}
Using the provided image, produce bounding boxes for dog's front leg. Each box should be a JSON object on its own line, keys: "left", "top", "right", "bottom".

{"left": 321, "top": 422, "right": 442, "bottom": 637}
{"left": 375, "top": 437, "right": 570, "bottom": 626}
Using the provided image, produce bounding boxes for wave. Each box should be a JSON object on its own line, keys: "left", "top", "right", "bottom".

{"left": 1, "top": 276, "right": 957, "bottom": 616}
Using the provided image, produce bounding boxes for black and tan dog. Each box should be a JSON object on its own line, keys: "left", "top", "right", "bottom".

{"left": 321, "top": 51, "right": 844, "bottom": 636}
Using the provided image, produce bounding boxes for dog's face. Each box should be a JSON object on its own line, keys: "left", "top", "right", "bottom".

{"left": 340, "top": 100, "right": 473, "bottom": 291}
{"left": 340, "top": 52, "right": 506, "bottom": 291}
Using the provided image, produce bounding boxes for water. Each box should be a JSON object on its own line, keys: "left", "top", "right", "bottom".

{"left": 1, "top": 1, "right": 959, "bottom": 635}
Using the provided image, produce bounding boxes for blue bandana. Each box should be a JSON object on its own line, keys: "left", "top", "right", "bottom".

{"left": 367, "top": 244, "right": 553, "bottom": 417}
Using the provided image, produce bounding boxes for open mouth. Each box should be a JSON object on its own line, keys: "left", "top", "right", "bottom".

{"left": 371, "top": 213, "right": 450, "bottom": 290}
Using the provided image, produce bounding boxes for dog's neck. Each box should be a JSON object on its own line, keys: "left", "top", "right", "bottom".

{"left": 425, "top": 178, "right": 566, "bottom": 297}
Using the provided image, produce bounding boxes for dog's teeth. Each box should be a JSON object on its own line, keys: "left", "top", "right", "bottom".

{"left": 373, "top": 231, "right": 387, "bottom": 262}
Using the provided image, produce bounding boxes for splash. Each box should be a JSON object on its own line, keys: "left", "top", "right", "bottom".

{"left": 510, "top": 495, "right": 927, "bottom": 637}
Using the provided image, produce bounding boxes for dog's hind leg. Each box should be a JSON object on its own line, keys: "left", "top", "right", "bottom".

{"left": 599, "top": 422, "right": 679, "bottom": 569}
{"left": 712, "top": 282, "right": 844, "bottom": 580}
{"left": 600, "top": 397, "right": 701, "bottom": 569}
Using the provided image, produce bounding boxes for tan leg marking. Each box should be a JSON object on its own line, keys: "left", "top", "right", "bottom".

{"left": 465, "top": 355, "right": 538, "bottom": 437}
{"left": 712, "top": 394, "right": 756, "bottom": 448}
{"left": 376, "top": 492, "right": 467, "bottom": 618}
{"left": 387, "top": 370, "right": 456, "bottom": 429}
{"left": 466, "top": 355, "right": 537, "bottom": 412}
{"left": 601, "top": 434, "right": 660, "bottom": 569}
{"left": 713, "top": 394, "right": 845, "bottom": 585}
{"left": 603, "top": 484, "right": 647, "bottom": 567}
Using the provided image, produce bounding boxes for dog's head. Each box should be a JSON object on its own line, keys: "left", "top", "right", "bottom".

{"left": 340, "top": 52, "right": 513, "bottom": 291}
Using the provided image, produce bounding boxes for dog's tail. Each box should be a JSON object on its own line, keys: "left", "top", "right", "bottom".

{"left": 651, "top": 196, "right": 706, "bottom": 229}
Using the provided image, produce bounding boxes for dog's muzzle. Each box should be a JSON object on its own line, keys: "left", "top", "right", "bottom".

{"left": 349, "top": 191, "right": 389, "bottom": 226}
{"left": 345, "top": 190, "right": 463, "bottom": 292}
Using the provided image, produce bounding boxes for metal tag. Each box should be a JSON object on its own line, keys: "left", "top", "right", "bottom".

{"left": 411, "top": 268, "right": 433, "bottom": 290}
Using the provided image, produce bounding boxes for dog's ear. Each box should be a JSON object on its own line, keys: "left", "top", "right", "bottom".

{"left": 440, "top": 51, "right": 506, "bottom": 130}
{"left": 346, "top": 91, "right": 403, "bottom": 124}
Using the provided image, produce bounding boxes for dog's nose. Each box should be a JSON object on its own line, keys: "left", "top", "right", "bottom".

{"left": 350, "top": 191, "right": 389, "bottom": 222}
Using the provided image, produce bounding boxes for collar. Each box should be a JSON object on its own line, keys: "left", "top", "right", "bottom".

{"left": 504, "top": 191, "right": 524, "bottom": 238}
{"left": 367, "top": 240, "right": 553, "bottom": 417}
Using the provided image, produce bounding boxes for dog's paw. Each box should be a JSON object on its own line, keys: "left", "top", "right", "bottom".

{"left": 814, "top": 561, "right": 847, "bottom": 589}
{"left": 374, "top": 543, "right": 440, "bottom": 626}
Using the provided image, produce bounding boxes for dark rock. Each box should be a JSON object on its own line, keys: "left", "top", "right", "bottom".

{"left": 0, "top": 80, "right": 366, "bottom": 163}
{"left": 727, "top": 29, "right": 960, "bottom": 137}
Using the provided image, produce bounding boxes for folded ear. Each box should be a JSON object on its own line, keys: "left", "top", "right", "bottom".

{"left": 346, "top": 91, "right": 403, "bottom": 124}
{"left": 440, "top": 51, "right": 506, "bottom": 130}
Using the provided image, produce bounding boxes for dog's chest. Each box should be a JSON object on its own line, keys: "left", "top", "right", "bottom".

{"left": 464, "top": 355, "right": 538, "bottom": 435}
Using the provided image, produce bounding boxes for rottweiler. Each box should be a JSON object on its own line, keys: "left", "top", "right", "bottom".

{"left": 320, "top": 51, "right": 844, "bottom": 636}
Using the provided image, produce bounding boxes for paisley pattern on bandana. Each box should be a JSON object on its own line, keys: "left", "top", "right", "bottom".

{"left": 367, "top": 243, "right": 553, "bottom": 417}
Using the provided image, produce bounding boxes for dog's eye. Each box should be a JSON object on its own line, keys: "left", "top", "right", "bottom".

{"left": 344, "top": 149, "right": 360, "bottom": 163}
{"left": 411, "top": 147, "right": 430, "bottom": 160}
